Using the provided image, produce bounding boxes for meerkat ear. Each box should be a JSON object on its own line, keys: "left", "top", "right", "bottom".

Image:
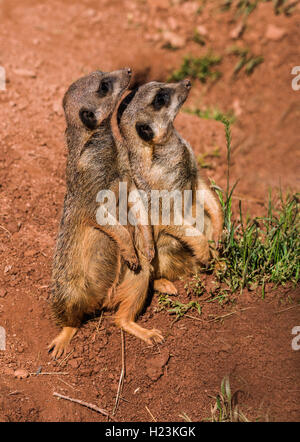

{"left": 79, "top": 108, "right": 97, "bottom": 130}
{"left": 135, "top": 123, "right": 154, "bottom": 142}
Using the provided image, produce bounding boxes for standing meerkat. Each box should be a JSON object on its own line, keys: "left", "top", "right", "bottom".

{"left": 49, "top": 69, "right": 160, "bottom": 359}
{"left": 117, "top": 80, "right": 223, "bottom": 293}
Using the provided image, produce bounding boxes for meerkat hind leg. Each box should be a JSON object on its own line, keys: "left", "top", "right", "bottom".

{"left": 118, "top": 319, "right": 164, "bottom": 345}
{"left": 48, "top": 326, "right": 77, "bottom": 360}
{"left": 114, "top": 270, "right": 164, "bottom": 345}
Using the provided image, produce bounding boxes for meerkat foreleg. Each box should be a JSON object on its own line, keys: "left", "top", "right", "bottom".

{"left": 196, "top": 177, "right": 223, "bottom": 250}
{"left": 160, "top": 224, "right": 210, "bottom": 265}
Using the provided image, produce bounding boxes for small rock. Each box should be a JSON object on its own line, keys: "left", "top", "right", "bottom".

{"left": 4, "top": 265, "right": 11, "bottom": 274}
{"left": 0, "top": 288, "right": 7, "bottom": 298}
{"left": 14, "top": 369, "right": 29, "bottom": 379}
{"left": 230, "top": 22, "right": 246, "bottom": 39}
{"left": 196, "top": 25, "right": 207, "bottom": 36}
{"left": 162, "top": 31, "right": 186, "bottom": 49}
{"left": 13, "top": 69, "right": 36, "bottom": 78}
{"left": 232, "top": 98, "right": 242, "bottom": 117}
{"left": 265, "top": 25, "right": 286, "bottom": 41}
{"left": 52, "top": 101, "right": 63, "bottom": 116}
{"left": 181, "top": 1, "right": 199, "bottom": 15}
{"left": 167, "top": 17, "right": 178, "bottom": 31}
{"left": 146, "top": 349, "right": 170, "bottom": 381}
{"left": 68, "top": 359, "right": 80, "bottom": 369}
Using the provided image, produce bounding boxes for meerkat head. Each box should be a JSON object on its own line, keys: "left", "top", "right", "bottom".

{"left": 63, "top": 68, "right": 132, "bottom": 130}
{"left": 118, "top": 79, "right": 191, "bottom": 144}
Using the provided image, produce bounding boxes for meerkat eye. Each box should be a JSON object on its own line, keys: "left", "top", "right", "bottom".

{"left": 152, "top": 89, "right": 171, "bottom": 111}
{"left": 136, "top": 123, "right": 154, "bottom": 142}
{"left": 98, "top": 79, "right": 111, "bottom": 97}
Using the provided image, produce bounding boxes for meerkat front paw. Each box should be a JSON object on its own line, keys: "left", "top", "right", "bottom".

{"left": 144, "top": 243, "right": 155, "bottom": 263}
{"left": 121, "top": 248, "right": 139, "bottom": 271}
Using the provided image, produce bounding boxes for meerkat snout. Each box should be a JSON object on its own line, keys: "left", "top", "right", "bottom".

{"left": 182, "top": 79, "right": 191, "bottom": 89}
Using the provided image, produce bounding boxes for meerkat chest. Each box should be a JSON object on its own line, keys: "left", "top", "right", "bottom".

{"left": 149, "top": 144, "right": 195, "bottom": 191}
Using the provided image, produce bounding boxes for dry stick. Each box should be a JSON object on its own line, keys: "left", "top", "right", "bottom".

{"left": 186, "top": 307, "right": 254, "bottom": 324}
{"left": 0, "top": 225, "right": 11, "bottom": 237}
{"left": 58, "top": 349, "right": 74, "bottom": 367}
{"left": 96, "top": 311, "right": 104, "bottom": 333}
{"left": 57, "top": 377, "right": 79, "bottom": 391}
{"left": 30, "top": 372, "right": 69, "bottom": 376}
{"left": 53, "top": 392, "right": 114, "bottom": 420}
{"left": 207, "top": 307, "right": 254, "bottom": 322}
{"left": 112, "top": 329, "right": 125, "bottom": 416}
{"left": 275, "top": 304, "right": 300, "bottom": 314}
{"left": 145, "top": 406, "right": 157, "bottom": 422}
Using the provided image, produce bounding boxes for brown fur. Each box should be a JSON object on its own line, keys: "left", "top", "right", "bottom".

{"left": 118, "top": 80, "right": 223, "bottom": 286}
{"left": 50, "top": 70, "right": 160, "bottom": 359}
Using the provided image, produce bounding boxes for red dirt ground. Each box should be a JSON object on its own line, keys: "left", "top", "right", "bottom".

{"left": 0, "top": 0, "right": 299, "bottom": 422}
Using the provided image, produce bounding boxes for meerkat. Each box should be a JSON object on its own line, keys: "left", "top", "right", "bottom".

{"left": 49, "top": 69, "right": 161, "bottom": 359}
{"left": 117, "top": 80, "right": 223, "bottom": 293}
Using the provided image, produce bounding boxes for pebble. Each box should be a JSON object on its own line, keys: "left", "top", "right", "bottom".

{"left": 230, "top": 22, "right": 245, "bottom": 39}
{"left": 14, "top": 369, "right": 29, "bottom": 379}
{"left": 13, "top": 69, "right": 37, "bottom": 78}
{"left": 196, "top": 25, "right": 207, "bottom": 36}
{"left": 265, "top": 25, "right": 286, "bottom": 41}
{"left": 0, "top": 288, "right": 7, "bottom": 298}
{"left": 162, "top": 31, "right": 186, "bottom": 49}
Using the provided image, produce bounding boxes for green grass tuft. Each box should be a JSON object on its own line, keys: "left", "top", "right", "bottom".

{"left": 184, "top": 107, "right": 236, "bottom": 124}
{"left": 168, "top": 54, "right": 222, "bottom": 83}
{"left": 221, "top": 0, "right": 296, "bottom": 16}
{"left": 157, "top": 294, "right": 202, "bottom": 322}
{"left": 211, "top": 118, "right": 300, "bottom": 293}
{"left": 208, "top": 376, "right": 249, "bottom": 422}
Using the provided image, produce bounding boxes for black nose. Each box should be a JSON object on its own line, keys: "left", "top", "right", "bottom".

{"left": 183, "top": 79, "right": 191, "bottom": 89}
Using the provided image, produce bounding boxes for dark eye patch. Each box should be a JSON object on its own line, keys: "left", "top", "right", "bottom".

{"left": 136, "top": 123, "right": 154, "bottom": 142}
{"left": 79, "top": 108, "right": 97, "bottom": 130}
{"left": 152, "top": 88, "right": 171, "bottom": 111}
{"left": 97, "top": 78, "right": 113, "bottom": 97}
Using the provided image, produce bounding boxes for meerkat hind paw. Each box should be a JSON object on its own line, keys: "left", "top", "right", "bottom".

{"left": 154, "top": 279, "right": 178, "bottom": 295}
{"left": 48, "top": 327, "right": 77, "bottom": 360}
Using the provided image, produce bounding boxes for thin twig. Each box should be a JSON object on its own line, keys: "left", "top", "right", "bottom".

{"left": 30, "top": 372, "right": 69, "bottom": 376}
{"left": 96, "top": 311, "right": 104, "bottom": 333}
{"left": 53, "top": 392, "right": 114, "bottom": 420}
{"left": 0, "top": 225, "right": 12, "bottom": 237}
{"left": 112, "top": 329, "right": 125, "bottom": 416}
{"left": 208, "top": 307, "right": 254, "bottom": 323}
{"left": 145, "top": 405, "right": 157, "bottom": 422}
{"left": 275, "top": 305, "right": 300, "bottom": 314}
{"left": 58, "top": 349, "right": 74, "bottom": 367}
{"left": 57, "top": 377, "right": 79, "bottom": 391}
